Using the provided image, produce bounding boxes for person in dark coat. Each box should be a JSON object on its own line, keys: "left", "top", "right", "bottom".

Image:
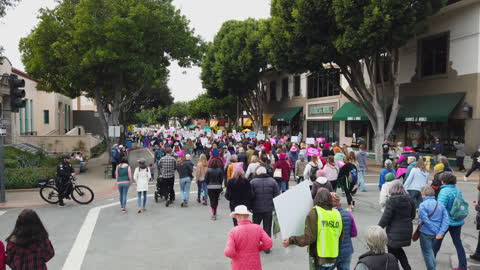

{"left": 337, "top": 157, "right": 357, "bottom": 211}
{"left": 250, "top": 166, "right": 280, "bottom": 254}
{"left": 237, "top": 147, "right": 249, "bottom": 173}
{"left": 355, "top": 226, "right": 400, "bottom": 270}
{"left": 378, "top": 180, "right": 416, "bottom": 270}
{"left": 274, "top": 153, "right": 291, "bottom": 193}
{"left": 225, "top": 167, "right": 252, "bottom": 227}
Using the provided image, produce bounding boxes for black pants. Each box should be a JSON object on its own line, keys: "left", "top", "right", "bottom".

{"left": 208, "top": 189, "right": 221, "bottom": 215}
{"left": 339, "top": 177, "right": 353, "bottom": 206}
{"left": 330, "top": 180, "right": 338, "bottom": 191}
{"left": 383, "top": 153, "right": 389, "bottom": 164}
{"left": 163, "top": 177, "right": 175, "bottom": 202}
{"left": 388, "top": 246, "right": 411, "bottom": 270}
{"left": 56, "top": 179, "right": 72, "bottom": 204}
{"left": 456, "top": 157, "right": 465, "bottom": 171}
{"left": 253, "top": 212, "right": 273, "bottom": 237}
{"left": 466, "top": 164, "right": 480, "bottom": 177}
{"left": 111, "top": 162, "right": 118, "bottom": 179}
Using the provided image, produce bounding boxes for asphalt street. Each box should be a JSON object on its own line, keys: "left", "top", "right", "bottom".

{"left": 1, "top": 149, "right": 480, "bottom": 270}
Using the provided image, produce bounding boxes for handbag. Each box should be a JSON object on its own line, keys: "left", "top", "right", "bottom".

{"left": 274, "top": 168, "right": 282, "bottom": 178}
{"left": 412, "top": 202, "right": 438, "bottom": 241}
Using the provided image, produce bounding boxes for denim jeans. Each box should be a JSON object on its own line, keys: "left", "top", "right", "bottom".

{"left": 433, "top": 225, "right": 467, "bottom": 269}
{"left": 137, "top": 191, "right": 147, "bottom": 208}
{"left": 408, "top": 190, "right": 422, "bottom": 209}
{"left": 117, "top": 183, "right": 129, "bottom": 209}
{"left": 197, "top": 180, "right": 208, "bottom": 200}
{"left": 420, "top": 233, "right": 436, "bottom": 270}
{"left": 279, "top": 181, "right": 288, "bottom": 192}
{"left": 316, "top": 264, "right": 335, "bottom": 270}
{"left": 334, "top": 255, "right": 351, "bottom": 270}
{"left": 358, "top": 168, "right": 366, "bottom": 190}
{"left": 180, "top": 177, "right": 192, "bottom": 203}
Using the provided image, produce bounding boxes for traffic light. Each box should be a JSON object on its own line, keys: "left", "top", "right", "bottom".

{"left": 8, "top": 74, "right": 26, "bottom": 113}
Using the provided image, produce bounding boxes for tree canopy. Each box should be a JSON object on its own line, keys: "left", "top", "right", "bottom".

{"left": 0, "top": 0, "right": 18, "bottom": 18}
{"left": 20, "top": 0, "right": 202, "bottom": 138}
{"left": 265, "top": 0, "right": 447, "bottom": 162}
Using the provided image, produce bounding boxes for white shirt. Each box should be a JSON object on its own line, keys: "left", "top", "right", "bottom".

{"left": 134, "top": 167, "right": 151, "bottom": 192}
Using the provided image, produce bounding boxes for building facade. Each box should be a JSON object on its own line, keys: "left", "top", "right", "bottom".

{"left": 262, "top": 0, "right": 480, "bottom": 154}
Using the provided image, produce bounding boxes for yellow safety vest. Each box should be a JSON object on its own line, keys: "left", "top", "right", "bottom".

{"left": 314, "top": 206, "right": 343, "bottom": 258}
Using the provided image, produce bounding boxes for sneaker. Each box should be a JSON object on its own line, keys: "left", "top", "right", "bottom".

{"left": 264, "top": 249, "right": 271, "bottom": 254}
{"left": 184, "top": 202, "right": 188, "bottom": 207}
{"left": 58, "top": 202, "right": 65, "bottom": 207}
{"left": 181, "top": 202, "right": 185, "bottom": 207}
{"left": 211, "top": 215, "right": 215, "bottom": 220}
{"left": 213, "top": 214, "right": 217, "bottom": 220}
{"left": 137, "top": 208, "right": 142, "bottom": 213}
{"left": 202, "top": 201, "right": 208, "bottom": 206}
{"left": 197, "top": 198, "right": 201, "bottom": 203}
{"left": 470, "top": 254, "right": 480, "bottom": 261}
{"left": 464, "top": 176, "right": 468, "bottom": 182}
{"left": 121, "top": 208, "right": 127, "bottom": 213}
{"left": 360, "top": 188, "right": 367, "bottom": 192}
{"left": 166, "top": 201, "right": 171, "bottom": 207}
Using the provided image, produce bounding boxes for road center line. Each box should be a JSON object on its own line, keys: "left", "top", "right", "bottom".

{"left": 63, "top": 191, "right": 196, "bottom": 270}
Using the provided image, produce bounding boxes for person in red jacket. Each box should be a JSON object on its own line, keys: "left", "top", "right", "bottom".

{"left": 0, "top": 240, "right": 5, "bottom": 270}
{"left": 274, "top": 153, "right": 291, "bottom": 193}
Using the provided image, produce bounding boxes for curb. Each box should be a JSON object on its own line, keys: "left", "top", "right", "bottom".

{"left": 6, "top": 188, "right": 39, "bottom": 193}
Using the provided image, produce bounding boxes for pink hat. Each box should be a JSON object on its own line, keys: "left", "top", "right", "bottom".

{"left": 324, "top": 143, "right": 330, "bottom": 148}
{"left": 290, "top": 147, "right": 298, "bottom": 152}
{"left": 404, "top": 146, "right": 412, "bottom": 152}
{"left": 176, "top": 150, "right": 185, "bottom": 157}
{"left": 279, "top": 153, "right": 287, "bottom": 160}
{"left": 233, "top": 162, "right": 244, "bottom": 174}
{"left": 316, "top": 169, "right": 326, "bottom": 178}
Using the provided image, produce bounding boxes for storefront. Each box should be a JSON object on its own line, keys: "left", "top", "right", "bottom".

{"left": 332, "top": 102, "right": 371, "bottom": 148}
{"left": 306, "top": 100, "right": 339, "bottom": 142}
{"left": 271, "top": 107, "right": 303, "bottom": 136}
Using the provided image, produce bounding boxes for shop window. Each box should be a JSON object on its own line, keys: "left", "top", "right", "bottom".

{"left": 270, "top": 81, "right": 277, "bottom": 101}
{"left": 43, "top": 110, "right": 49, "bottom": 124}
{"left": 307, "top": 121, "right": 339, "bottom": 143}
{"left": 419, "top": 33, "right": 449, "bottom": 77}
{"left": 282, "top": 78, "right": 289, "bottom": 99}
{"left": 294, "top": 75, "right": 301, "bottom": 96}
{"left": 307, "top": 69, "right": 340, "bottom": 99}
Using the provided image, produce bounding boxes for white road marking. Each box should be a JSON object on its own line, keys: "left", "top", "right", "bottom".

{"left": 0, "top": 211, "right": 6, "bottom": 216}
{"left": 63, "top": 191, "right": 196, "bottom": 270}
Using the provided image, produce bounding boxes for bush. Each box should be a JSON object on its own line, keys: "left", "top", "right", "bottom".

{"left": 90, "top": 139, "right": 107, "bottom": 158}
{"left": 5, "top": 167, "right": 56, "bottom": 189}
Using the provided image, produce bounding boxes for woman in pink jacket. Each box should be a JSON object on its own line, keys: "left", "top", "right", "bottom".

{"left": 224, "top": 205, "right": 272, "bottom": 270}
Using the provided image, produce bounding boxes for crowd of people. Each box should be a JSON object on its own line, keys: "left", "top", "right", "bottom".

{"left": 3, "top": 127, "right": 480, "bottom": 270}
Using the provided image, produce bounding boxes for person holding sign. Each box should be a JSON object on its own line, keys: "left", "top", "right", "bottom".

{"left": 282, "top": 188, "right": 343, "bottom": 270}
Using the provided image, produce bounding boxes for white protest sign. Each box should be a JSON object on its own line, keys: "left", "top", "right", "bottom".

{"left": 235, "top": 134, "right": 242, "bottom": 141}
{"left": 206, "top": 132, "right": 212, "bottom": 137}
{"left": 273, "top": 181, "right": 313, "bottom": 239}
{"left": 306, "top": 137, "right": 315, "bottom": 145}
{"left": 217, "top": 130, "right": 223, "bottom": 136}
{"left": 232, "top": 130, "right": 237, "bottom": 135}
{"left": 201, "top": 138, "right": 208, "bottom": 146}
{"left": 291, "top": 136, "right": 299, "bottom": 143}
{"left": 257, "top": 134, "right": 266, "bottom": 140}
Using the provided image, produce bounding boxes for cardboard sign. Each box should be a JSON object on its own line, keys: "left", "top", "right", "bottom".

{"left": 340, "top": 137, "right": 353, "bottom": 146}
{"left": 246, "top": 131, "right": 256, "bottom": 138}
{"left": 316, "top": 137, "right": 326, "bottom": 143}
{"left": 235, "top": 134, "right": 242, "bottom": 141}
{"left": 206, "top": 132, "right": 212, "bottom": 137}
{"left": 217, "top": 130, "right": 223, "bottom": 136}
{"left": 279, "top": 138, "right": 286, "bottom": 143}
{"left": 257, "top": 134, "right": 266, "bottom": 140}
{"left": 232, "top": 130, "right": 237, "bottom": 135}
{"left": 291, "top": 136, "right": 299, "bottom": 143}
{"left": 200, "top": 138, "right": 208, "bottom": 146}
{"left": 270, "top": 138, "right": 277, "bottom": 145}
{"left": 306, "top": 138, "right": 315, "bottom": 145}
{"left": 306, "top": 147, "right": 320, "bottom": 156}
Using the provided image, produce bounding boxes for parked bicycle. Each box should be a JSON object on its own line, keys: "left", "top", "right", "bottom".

{"left": 39, "top": 176, "right": 94, "bottom": 205}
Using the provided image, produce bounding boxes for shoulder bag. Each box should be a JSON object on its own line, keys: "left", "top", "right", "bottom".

{"left": 412, "top": 202, "right": 438, "bottom": 241}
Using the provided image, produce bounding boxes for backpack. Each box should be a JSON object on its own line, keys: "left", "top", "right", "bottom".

{"left": 212, "top": 148, "right": 220, "bottom": 158}
{"left": 450, "top": 189, "right": 469, "bottom": 221}
{"left": 349, "top": 167, "right": 358, "bottom": 185}
{"left": 309, "top": 165, "right": 319, "bottom": 181}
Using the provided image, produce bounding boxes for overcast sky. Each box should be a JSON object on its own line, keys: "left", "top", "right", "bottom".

{"left": 0, "top": 0, "right": 271, "bottom": 101}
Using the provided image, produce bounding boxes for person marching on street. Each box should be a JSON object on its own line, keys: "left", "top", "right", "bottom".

{"left": 116, "top": 157, "right": 132, "bottom": 213}
{"left": 454, "top": 141, "right": 466, "bottom": 172}
{"left": 332, "top": 192, "right": 358, "bottom": 270}
{"left": 354, "top": 226, "right": 400, "bottom": 270}
{"left": 196, "top": 154, "right": 209, "bottom": 205}
{"left": 356, "top": 145, "right": 368, "bottom": 192}
{"left": 205, "top": 158, "right": 224, "bottom": 220}
{"left": 133, "top": 159, "right": 151, "bottom": 213}
{"left": 159, "top": 147, "right": 177, "bottom": 207}
{"left": 225, "top": 166, "right": 252, "bottom": 226}
{"left": 465, "top": 146, "right": 480, "bottom": 182}
{"left": 403, "top": 159, "right": 429, "bottom": 209}
{"left": 111, "top": 144, "right": 120, "bottom": 179}
{"left": 295, "top": 153, "right": 308, "bottom": 184}
{"left": 177, "top": 154, "right": 194, "bottom": 207}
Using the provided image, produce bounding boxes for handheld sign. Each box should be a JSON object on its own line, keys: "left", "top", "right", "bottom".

{"left": 306, "top": 138, "right": 315, "bottom": 145}
{"left": 280, "top": 138, "right": 286, "bottom": 143}
{"left": 316, "top": 137, "right": 326, "bottom": 143}
{"left": 257, "top": 134, "right": 266, "bottom": 140}
{"left": 247, "top": 131, "right": 256, "bottom": 138}
{"left": 291, "top": 136, "right": 299, "bottom": 143}
{"left": 306, "top": 147, "right": 320, "bottom": 156}
{"left": 270, "top": 138, "right": 277, "bottom": 145}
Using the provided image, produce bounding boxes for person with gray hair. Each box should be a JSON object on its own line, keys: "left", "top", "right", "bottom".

{"left": 418, "top": 186, "right": 450, "bottom": 270}
{"left": 354, "top": 226, "right": 400, "bottom": 270}
{"left": 378, "top": 180, "right": 416, "bottom": 270}
{"left": 250, "top": 165, "right": 280, "bottom": 253}
{"left": 378, "top": 159, "right": 395, "bottom": 190}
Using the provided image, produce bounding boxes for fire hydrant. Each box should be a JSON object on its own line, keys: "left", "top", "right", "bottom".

{"left": 424, "top": 156, "right": 432, "bottom": 171}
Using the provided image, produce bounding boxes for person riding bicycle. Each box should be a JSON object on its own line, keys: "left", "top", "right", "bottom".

{"left": 56, "top": 154, "right": 75, "bottom": 206}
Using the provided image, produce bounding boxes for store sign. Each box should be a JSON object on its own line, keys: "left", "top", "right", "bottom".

{"left": 308, "top": 102, "right": 338, "bottom": 118}
{"left": 310, "top": 105, "right": 334, "bottom": 115}
{"left": 347, "top": 117, "right": 363, "bottom": 121}
{"left": 405, "top": 117, "right": 428, "bottom": 122}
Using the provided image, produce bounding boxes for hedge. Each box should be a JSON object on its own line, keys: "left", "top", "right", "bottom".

{"left": 5, "top": 167, "right": 56, "bottom": 189}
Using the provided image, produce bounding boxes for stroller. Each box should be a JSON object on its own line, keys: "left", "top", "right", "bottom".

{"left": 154, "top": 177, "right": 168, "bottom": 202}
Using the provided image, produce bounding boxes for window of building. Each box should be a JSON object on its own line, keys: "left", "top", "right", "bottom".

{"left": 44, "top": 110, "right": 49, "bottom": 124}
{"left": 282, "top": 78, "right": 289, "bottom": 99}
{"left": 419, "top": 33, "right": 449, "bottom": 77}
{"left": 307, "top": 69, "right": 340, "bottom": 99}
{"left": 270, "top": 81, "right": 277, "bottom": 101}
{"left": 307, "top": 120, "right": 339, "bottom": 143}
{"left": 294, "top": 75, "right": 301, "bottom": 96}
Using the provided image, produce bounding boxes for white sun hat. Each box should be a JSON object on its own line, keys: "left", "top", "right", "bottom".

{"left": 229, "top": 205, "right": 252, "bottom": 218}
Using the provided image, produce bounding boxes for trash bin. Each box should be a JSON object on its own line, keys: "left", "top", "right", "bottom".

{"left": 125, "top": 139, "right": 132, "bottom": 149}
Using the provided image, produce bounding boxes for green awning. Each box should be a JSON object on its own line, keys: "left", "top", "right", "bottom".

{"left": 271, "top": 107, "right": 303, "bottom": 122}
{"left": 332, "top": 102, "right": 368, "bottom": 121}
{"left": 398, "top": 93, "right": 465, "bottom": 122}
{"left": 187, "top": 124, "right": 198, "bottom": 130}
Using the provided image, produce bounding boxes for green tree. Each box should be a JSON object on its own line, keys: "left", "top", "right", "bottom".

{"left": 266, "top": 0, "right": 446, "bottom": 163}
{"left": 168, "top": 101, "right": 190, "bottom": 127}
{"left": 188, "top": 94, "right": 236, "bottom": 123}
{"left": 201, "top": 19, "right": 269, "bottom": 132}
{"left": 20, "top": 0, "right": 202, "bottom": 140}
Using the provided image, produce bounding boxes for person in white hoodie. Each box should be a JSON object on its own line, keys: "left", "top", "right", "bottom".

{"left": 379, "top": 172, "right": 397, "bottom": 212}
{"left": 134, "top": 159, "right": 151, "bottom": 213}
{"left": 310, "top": 170, "right": 333, "bottom": 198}
{"left": 403, "top": 159, "right": 429, "bottom": 209}
{"left": 303, "top": 155, "right": 323, "bottom": 183}
{"left": 322, "top": 156, "right": 339, "bottom": 190}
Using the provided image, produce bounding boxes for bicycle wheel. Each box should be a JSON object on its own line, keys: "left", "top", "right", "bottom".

{"left": 40, "top": 186, "right": 60, "bottom": 204}
{"left": 71, "top": 185, "right": 95, "bottom": 204}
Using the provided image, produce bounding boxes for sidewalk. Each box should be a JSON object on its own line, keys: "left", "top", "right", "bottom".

{"left": 0, "top": 152, "right": 118, "bottom": 209}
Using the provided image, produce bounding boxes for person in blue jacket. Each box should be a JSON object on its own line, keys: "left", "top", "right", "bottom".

{"left": 432, "top": 172, "right": 468, "bottom": 270}
{"left": 111, "top": 144, "right": 120, "bottom": 179}
{"left": 378, "top": 159, "right": 395, "bottom": 190}
{"left": 418, "top": 186, "right": 450, "bottom": 270}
